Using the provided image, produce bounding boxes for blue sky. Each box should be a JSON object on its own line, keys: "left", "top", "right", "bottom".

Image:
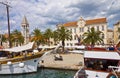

{"left": 0, "top": 0, "right": 120, "bottom": 33}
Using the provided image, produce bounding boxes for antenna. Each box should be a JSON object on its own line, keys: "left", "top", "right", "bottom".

{"left": 0, "top": 1, "right": 12, "bottom": 48}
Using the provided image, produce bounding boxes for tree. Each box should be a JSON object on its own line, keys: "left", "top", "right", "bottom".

{"left": 53, "top": 30, "right": 59, "bottom": 45}
{"left": 31, "top": 28, "right": 43, "bottom": 46}
{"left": 0, "top": 34, "right": 7, "bottom": 46}
{"left": 11, "top": 29, "right": 24, "bottom": 46}
{"left": 43, "top": 28, "right": 53, "bottom": 45}
{"left": 57, "top": 26, "right": 72, "bottom": 52}
{"left": 83, "top": 27, "right": 103, "bottom": 48}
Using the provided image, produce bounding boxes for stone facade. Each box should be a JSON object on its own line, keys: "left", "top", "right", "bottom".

{"left": 107, "top": 29, "right": 114, "bottom": 44}
{"left": 57, "top": 17, "right": 108, "bottom": 46}
{"left": 114, "top": 21, "right": 120, "bottom": 44}
{"left": 21, "top": 16, "right": 29, "bottom": 44}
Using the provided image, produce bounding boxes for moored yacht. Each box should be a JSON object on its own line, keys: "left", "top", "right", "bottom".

{"left": 0, "top": 42, "right": 56, "bottom": 74}
{"left": 74, "top": 46, "right": 120, "bottom": 78}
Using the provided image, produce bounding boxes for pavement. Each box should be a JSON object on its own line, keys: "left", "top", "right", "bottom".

{"left": 39, "top": 53, "right": 84, "bottom": 70}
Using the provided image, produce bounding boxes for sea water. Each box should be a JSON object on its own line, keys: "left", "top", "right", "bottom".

{"left": 0, "top": 68, "right": 76, "bottom": 78}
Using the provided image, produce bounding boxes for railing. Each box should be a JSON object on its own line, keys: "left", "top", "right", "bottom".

{"left": 108, "top": 66, "right": 120, "bottom": 78}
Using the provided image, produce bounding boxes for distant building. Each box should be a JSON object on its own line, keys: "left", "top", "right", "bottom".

{"left": 107, "top": 29, "right": 114, "bottom": 44}
{"left": 114, "top": 21, "right": 120, "bottom": 44}
{"left": 57, "top": 17, "right": 108, "bottom": 46}
{"left": 21, "top": 16, "right": 30, "bottom": 44}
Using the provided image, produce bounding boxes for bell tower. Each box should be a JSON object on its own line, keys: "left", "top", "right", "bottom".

{"left": 21, "top": 16, "right": 29, "bottom": 44}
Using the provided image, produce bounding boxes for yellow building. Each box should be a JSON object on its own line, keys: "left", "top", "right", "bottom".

{"left": 57, "top": 17, "right": 108, "bottom": 46}
{"left": 107, "top": 29, "right": 114, "bottom": 44}
{"left": 114, "top": 21, "right": 120, "bottom": 44}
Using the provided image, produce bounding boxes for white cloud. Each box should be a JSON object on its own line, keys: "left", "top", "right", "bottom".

{"left": 0, "top": 0, "right": 120, "bottom": 33}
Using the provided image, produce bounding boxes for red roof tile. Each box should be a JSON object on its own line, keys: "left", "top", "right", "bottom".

{"left": 63, "top": 21, "right": 77, "bottom": 27}
{"left": 86, "top": 18, "right": 107, "bottom": 25}
{"left": 63, "top": 17, "right": 107, "bottom": 27}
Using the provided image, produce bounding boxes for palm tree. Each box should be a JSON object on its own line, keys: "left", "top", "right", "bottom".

{"left": 57, "top": 26, "right": 72, "bottom": 52}
{"left": 53, "top": 30, "right": 59, "bottom": 45}
{"left": 43, "top": 28, "right": 53, "bottom": 45}
{"left": 31, "top": 28, "right": 43, "bottom": 46}
{"left": 11, "top": 29, "right": 24, "bottom": 46}
{"left": 83, "top": 27, "right": 103, "bottom": 48}
{"left": 0, "top": 34, "right": 7, "bottom": 46}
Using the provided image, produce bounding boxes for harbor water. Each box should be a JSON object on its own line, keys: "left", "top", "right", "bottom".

{"left": 0, "top": 68, "right": 76, "bottom": 78}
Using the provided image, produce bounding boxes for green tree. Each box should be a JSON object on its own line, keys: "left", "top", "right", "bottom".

{"left": 53, "top": 30, "right": 59, "bottom": 45}
{"left": 57, "top": 26, "right": 72, "bottom": 52}
{"left": 31, "top": 28, "right": 43, "bottom": 46}
{"left": 0, "top": 34, "right": 7, "bottom": 46}
{"left": 83, "top": 27, "right": 103, "bottom": 48}
{"left": 11, "top": 29, "right": 24, "bottom": 46}
{"left": 43, "top": 28, "right": 53, "bottom": 45}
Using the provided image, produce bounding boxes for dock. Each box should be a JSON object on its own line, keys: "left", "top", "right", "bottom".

{"left": 39, "top": 53, "right": 84, "bottom": 70}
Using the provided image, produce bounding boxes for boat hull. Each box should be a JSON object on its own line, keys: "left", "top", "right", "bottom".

{"left": 0, "top": 58, "right": 40, "bottom": 74}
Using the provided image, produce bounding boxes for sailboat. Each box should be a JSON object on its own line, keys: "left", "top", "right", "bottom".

{"left": 0, "top": 42, "right": 57, "bottom": 74}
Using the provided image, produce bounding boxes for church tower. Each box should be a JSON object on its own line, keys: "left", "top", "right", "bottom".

{"left": 21, "top": 16, "right": 29, "bottom": 44}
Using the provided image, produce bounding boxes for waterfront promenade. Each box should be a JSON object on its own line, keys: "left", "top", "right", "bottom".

{"left": 39, "top": 53, "right": 84, "bottom": 70}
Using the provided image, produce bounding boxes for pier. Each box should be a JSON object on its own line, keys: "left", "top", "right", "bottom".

{"left": 39, "top": 53, "right": 84, "bottom": 70}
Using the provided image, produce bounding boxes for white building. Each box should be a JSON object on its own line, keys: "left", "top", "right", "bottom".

{"left": 57, "top": 17, "right": 108, "bottom": 46}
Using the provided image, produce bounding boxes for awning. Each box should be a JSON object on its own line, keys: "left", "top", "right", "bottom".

{"left": 84, "top": 51, "right": 120, "bottom": 60}
{"left": 2, "top": 42, "right": 34, "bottom": 53}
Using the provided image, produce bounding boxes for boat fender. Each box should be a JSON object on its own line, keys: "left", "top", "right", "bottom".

{"left": 7, "top": 61, "right": 12, "bottom": 65}
{"left": 19, "top": 62, "right": 24, "bottom": 68}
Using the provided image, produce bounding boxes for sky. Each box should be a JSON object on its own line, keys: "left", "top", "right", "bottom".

{"left": 0, "top": 0, "right": 120, "bottom": 34}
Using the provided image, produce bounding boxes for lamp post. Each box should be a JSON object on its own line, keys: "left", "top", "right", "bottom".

{"left": 0, "top": 2, "right": 11, "bottom": 48}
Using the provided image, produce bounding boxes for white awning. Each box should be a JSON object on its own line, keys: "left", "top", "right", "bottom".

{"left": 2, "top": 42, "right": 34, "bottom": 53}
{"left": 84, "top": 51, "right": 120, "bottom": 60}
{"left": 65, "top": 45, "right": 85, "bottom": 49}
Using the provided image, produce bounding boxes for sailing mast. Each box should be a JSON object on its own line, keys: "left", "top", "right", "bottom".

{"left": 0, "top": 2, "right": 11, "bottom": 48}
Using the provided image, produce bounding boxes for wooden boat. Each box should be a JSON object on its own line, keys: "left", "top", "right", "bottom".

{"left": 0, "top": 42, "right": 56, "bottom": 74}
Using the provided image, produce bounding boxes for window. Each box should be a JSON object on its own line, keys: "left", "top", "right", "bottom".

{"left": 74, "top": 28, "right": 76, "bottom": 33}
{"left": 71, "top": 36, "right": 73, "bottom": 40}
{"left": 70, "top": 29, "right": 72, "bottom": 33}
{"left": 82, "top": 28, "right": 84, "bottom": 32}
{"left": 67, "top": 43, "right": 69, "bottom": 46}
{"left": 97, "top": 26, "right": 99, "bottom": 31}
{"left": 102, "top": 25, "right": 104, "bottom": 31}
{"left": 102, "top": 33, "right": 104, "bottom": 39}
{"left": 74, "top": 35, "right": 77, "bottom": 40}
{"left": 118, "top": 35, "right": 120, "bottom": 39}
{"left": 88, "top": 27, "right": 90, "bottom": 31}
{"left": 118, "top": 28, "right": 120, "bottom": 32}
{"left": 79, "top": 28, "right": 81, "bottom": 32}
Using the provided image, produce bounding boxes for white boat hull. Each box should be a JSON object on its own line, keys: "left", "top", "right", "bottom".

{"left": 0, "top": 58, "right": 40, "bottom": 74}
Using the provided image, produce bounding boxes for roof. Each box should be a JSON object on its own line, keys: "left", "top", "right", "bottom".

{"left": 84, "top": 51, "right": 120, "bottom": 60}
{"left": 85, "top": 18, "right": 107, "bottom": 25}
{"left": 63, "top": 21, "right": 77, "bottom": 27}
{"left": 21, "top": 16, "right": 29, "bottom": 26}
{"left": 63, "top": 17, "right": 107, "bottom": 27}
{"left": 2, "top": 42, "right": 34, "bottom": 52}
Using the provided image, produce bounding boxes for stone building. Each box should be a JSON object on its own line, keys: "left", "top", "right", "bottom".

{"left": 114, "top": 21, "right": 120, "bottom": 44}
{"left": 107, "top": 29, "right": 114, "bottom": 44}
{"left": 57, "top": 17, "right": 108, "bottom": 46}
{"left": 21, "top": 16, "right": 30, "bottom": 44}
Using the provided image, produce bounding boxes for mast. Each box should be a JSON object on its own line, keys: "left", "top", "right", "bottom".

{"left": 0, "top": 2, "right": 11, "bottom": 48}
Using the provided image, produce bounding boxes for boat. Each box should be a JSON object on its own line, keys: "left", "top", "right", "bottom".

{"left": 0, "top": 42, "right": 57, "bottom": 74}
{"left": 74, "top": 46, "right": 120, "bottom": 78}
